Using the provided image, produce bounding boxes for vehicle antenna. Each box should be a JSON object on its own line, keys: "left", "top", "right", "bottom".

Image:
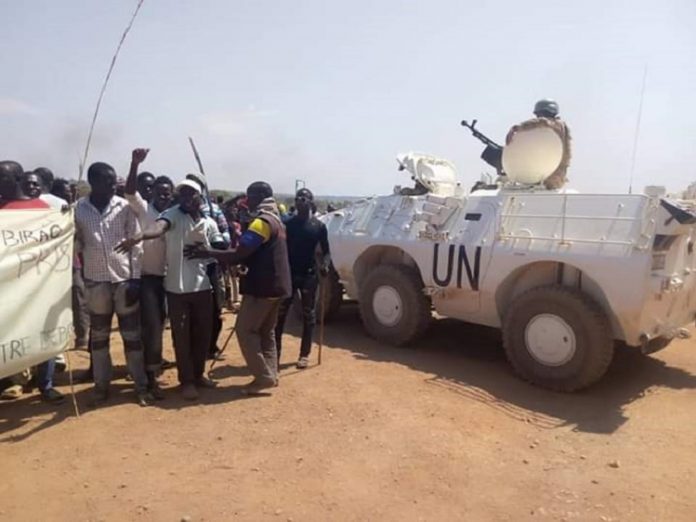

{"left": 628, "top": 65, "right": 648, "bottom": 195}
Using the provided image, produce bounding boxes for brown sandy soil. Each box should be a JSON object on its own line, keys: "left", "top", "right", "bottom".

{"left": 1, "top": 303, "right": 696, "bottom": 521}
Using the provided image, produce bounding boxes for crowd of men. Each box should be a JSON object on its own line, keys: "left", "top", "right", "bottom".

{"left": 0, "top": 148, "right": 331, "bottom": 407}
{"left": 0, "top": 99, "right": 571, "bottom": 408}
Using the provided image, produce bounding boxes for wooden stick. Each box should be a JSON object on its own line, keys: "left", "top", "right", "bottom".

{"left": 78, "top": 0, "right": 146, "bottom": 180}
{"left": 318, "top": 278, "right": 326, "bottom": 365}
{"left": 208, "top": 317, "right": 238, "bottom": 378}
{"left": 65, "top": 349, "right": 80, "bottom": 418}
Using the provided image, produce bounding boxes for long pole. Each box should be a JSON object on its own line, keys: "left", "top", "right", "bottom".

{"left": 188, "top": 136, "right": 206, "bottom": 177}
{"left": 318, "top": 278, "right": 326, "bottom": 365}
{"left": 188, "top": 136, "right": 213, "bottom": 216}
{"left": 78, "top": 0, "right": 146, "bottom": 180}
{"left": 628, "top": 66, "right": 648, "bottom": 195}
{"left": 65, "top": 349, "right": 80, "bottom": 418}
{"left": 208, "top": 322, "right": 237, "bottom": 378}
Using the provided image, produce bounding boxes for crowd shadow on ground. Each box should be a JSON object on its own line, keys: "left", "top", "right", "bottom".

{"left": 0, "top": 312, "right": 318, "bottom": 443}
{"left": 324, "top": 303, "right": 696, "bottom": 435}
{"left": 4, "top": 302, "right": 696, "bottom": 442}
{"left": 0, "top": 391, "right": 73, "bottom": 443}
{"left": 0, "top": 348, "right": 265, "bottom": 443}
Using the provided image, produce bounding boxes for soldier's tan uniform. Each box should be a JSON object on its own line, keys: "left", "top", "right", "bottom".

{"left": 506, "top": 117, "right": 572, "bottom": 189}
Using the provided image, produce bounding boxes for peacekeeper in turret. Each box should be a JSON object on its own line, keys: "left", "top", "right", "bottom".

{"left": 506, "top": 99, "right": 572, "bottom": 190}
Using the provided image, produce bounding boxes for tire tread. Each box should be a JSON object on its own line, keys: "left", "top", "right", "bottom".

{"left": 358, "top": 264, "right": 431, "bottom": 345}
{"left": 502, "top": 285, "right": 614, "bottom": 392}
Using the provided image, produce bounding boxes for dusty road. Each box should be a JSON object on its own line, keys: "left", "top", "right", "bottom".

{"left": 2, "top": 303, "right": 696, "bottom": 521}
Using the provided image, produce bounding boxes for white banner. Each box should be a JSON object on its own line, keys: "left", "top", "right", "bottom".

{"left": 0, "top": 209, "right": 74, "bottom": 380}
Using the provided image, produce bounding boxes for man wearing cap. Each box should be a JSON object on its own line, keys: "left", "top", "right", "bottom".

{"left": 185, "top": 181, "right": 291, "bottom": 395}
{"left": 117, "top": 178, "right": 224, "bottom": 401}
{"left": 506, "top": 99, "right": 572, "bottom": 189}
{"left": 186, "top": 172, "right": 230, "bottom": 361}
{"left": 185, "top": 172, "right": 231, "bottom": 246}
{"left": 274, "top": 188, "right": 331, "bottom": 369}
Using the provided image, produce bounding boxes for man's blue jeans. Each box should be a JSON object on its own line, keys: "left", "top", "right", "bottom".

{"left": 36, "top": 358, "right": 55, "bottom": 392}
{"left": 140, "top": 275, "right": 166, "bottom": 373}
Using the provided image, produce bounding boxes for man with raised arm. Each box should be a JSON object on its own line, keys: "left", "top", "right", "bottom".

{"left": 124, "top": 149, "right": 174, "bottom": 399}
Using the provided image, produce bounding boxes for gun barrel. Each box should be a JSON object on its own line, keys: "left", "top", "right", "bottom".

{"left": 460, "top": 119, "right": 502, "bottom": 149}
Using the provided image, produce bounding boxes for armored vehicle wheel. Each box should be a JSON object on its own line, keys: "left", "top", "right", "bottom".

{"left": 358, "top": 264, "right": 431, "bottom": 346}
{"left": 502, "top": 285, "right": 614, "bottom": 392}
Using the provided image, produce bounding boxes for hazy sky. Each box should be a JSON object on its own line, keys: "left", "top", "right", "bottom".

{"left": 2, "top": 0, "right": 695, "bottom": 196}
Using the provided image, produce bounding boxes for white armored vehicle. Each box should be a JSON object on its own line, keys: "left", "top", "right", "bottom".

{"left": 323, "top": 125, "right": 696, "bottom": 391}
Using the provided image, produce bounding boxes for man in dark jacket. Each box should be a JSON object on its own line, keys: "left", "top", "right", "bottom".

{"left": 274, "top": 188, "right": 330, "bottom": 369}
{"left": 186, "top": 181, "right": 291, "bottom": 394}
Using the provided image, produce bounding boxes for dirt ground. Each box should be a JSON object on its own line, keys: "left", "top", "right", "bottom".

{"left": 1, "top": 303, "right": 696, "bottom": 521}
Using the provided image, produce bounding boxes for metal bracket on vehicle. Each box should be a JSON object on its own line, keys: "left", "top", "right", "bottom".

{"left": 677, "top": 328, "right": 692, "bottom": 339}
{"left": 423, "top": 286, "right": 444, "bottom": 297}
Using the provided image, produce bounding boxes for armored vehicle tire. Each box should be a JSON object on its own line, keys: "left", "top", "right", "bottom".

{"left": 502, "top": 285, "right": 614, "bottom": 392}
{"left": 358, "top": 264, "right": 431, "bottom": 346}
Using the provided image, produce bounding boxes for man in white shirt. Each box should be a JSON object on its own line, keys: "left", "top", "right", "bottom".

{"left": 33, "top": 167, "right": 69, "bottom": 209}
{"left": 118, "top": 179, "right": 224, "bottom": 401}
{"left": 75, "top": 161, "right": 153, "bottom": 407}
{"left": 124, "top": 149, "right": 173, "bottom": 398}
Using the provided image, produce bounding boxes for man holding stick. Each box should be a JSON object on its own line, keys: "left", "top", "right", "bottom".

{"left": 185, "top": 172, "right": 230, "bottom": 362}
{"left": 185, "top": 182, "right": 290, "bottom": 395}
{"left": 118, "top": 178, "right": 224, "bottom": 400}
{"left": 274, "top": 188, "right": 331, "bottom": 369}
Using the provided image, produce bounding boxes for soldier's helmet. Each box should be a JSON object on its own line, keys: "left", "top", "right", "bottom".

{"left": 533, "top": 99, "right": 559, "bottom": 118}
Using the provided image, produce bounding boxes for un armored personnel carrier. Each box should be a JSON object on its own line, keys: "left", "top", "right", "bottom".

{"left": 322, "top": 124, "right": 696, "bottom": 391}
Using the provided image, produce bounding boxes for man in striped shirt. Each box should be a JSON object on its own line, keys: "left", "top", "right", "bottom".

{"left": 74, "top": 161, "right": 153, "bottom": 407}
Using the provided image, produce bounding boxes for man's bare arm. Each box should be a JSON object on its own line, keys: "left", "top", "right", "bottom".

{"left": 125, "top": 148, "right": 149, "bottom": 196}
{"left": 115, "top": 219, "right": 169, "bottom": 254}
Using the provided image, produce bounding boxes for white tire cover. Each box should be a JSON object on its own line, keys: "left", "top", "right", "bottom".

{"left": 502, "top": 126, "right": 564, "bottom": 184}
